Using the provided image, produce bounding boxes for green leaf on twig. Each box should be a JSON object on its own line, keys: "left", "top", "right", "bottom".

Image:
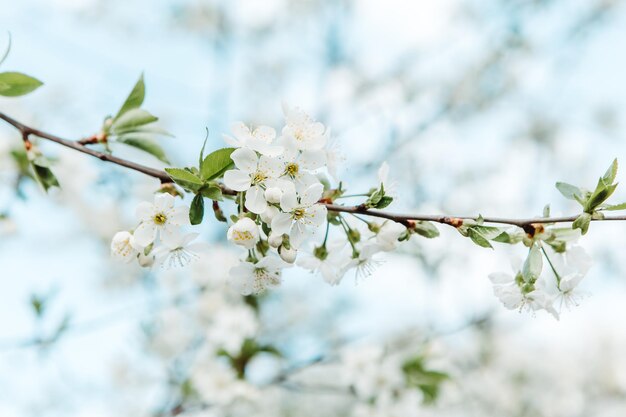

{"left": 0, "top": 72, "right": 43, "bottom": 97}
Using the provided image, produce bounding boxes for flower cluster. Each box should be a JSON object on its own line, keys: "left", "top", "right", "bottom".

{"left": 222, "top": 104, "right": 410, "bottom": 294}
{"left": 110, "top": 105, "right": 412, "bottom": 296}
{"left": 110, "top": 193, "right": 207, "bottom": 268}
{"left": 489, "top": 232, "right": 593, "bottom": 320}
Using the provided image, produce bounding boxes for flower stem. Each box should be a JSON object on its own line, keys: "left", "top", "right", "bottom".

{"left": 540, "top": 244, "right": 562, "bottom": 290}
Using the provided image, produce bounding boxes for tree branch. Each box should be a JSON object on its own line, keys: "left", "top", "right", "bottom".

{"left": 2, "top": 111, "right": 625, "bottom": 229}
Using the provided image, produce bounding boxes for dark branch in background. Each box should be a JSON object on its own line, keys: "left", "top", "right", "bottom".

{"left": 2, "top": 111, "right": 626, "bottom": 229}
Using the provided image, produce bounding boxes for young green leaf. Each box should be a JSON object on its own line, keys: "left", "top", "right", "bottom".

{"left": 583, "top": 178, "right": 617, "bottom": 213}
{"left": 572, "top": 212, "right": 592, "bottom": 235}
{"left": 114, "top": 73, "right": 145, "bottom": 120}
{"left": 0, "top": 72, "right": 43, "bottom": 97}
{"left": 603, "top": 202, "right": 626, "bottom": 211}
{"left": 468, "top": 228, "right": 493, "bottom": 249}
{"left": 555, "top": 182, "right": 584, "bottom": 202}
{"left": 31, "top": 158, "right": 60, "bottom": 192}
{"left": 165, "top": 168, "right": 204, "bottom": 190}
{"left": 117, "top": 136, "right": 169, "bottom": 163}
{"left": 493, "top": 231, "right": 524, "bottom": 244}
{"left": 200, "top": 148, "right": 236, "bottom": 180}
{"left": 111, "top": 108, "right": 158, "bottom": 133}
{"left": 412, "top": 221, "right": 439, "bottom": 238}
{"left": 112, "top": 124, "right": 173, "bottom": 137}
{"left": 602, "top": 158, "right": 618, "bottom": 184}
{"left": 190, "top": 194, "right": 204, "bottom": 225}
{"left": 375, "top": 195, "right": 393, "bottom": 209}
{"left": 200, "top": 186, "right": 223, "bottom": 201}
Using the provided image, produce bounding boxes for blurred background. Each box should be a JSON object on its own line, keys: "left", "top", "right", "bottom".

{"left": 2, "top": 0, "right": 626, "bottom": 416}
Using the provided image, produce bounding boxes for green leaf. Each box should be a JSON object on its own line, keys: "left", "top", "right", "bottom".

{"left": 200, "top": 186, "right": 223, "bottom": 201}
{"left": 471, "top": 225, "right": 502, "bottom": 240}
{"left": 0, "top": 72, "right": 43, "bottom": 97}
{"left": 375, "top": 195, "right": 393, "bottom": 209}
{"left": 572, "top": 212, "right": 592, "bottom": 235}
{"left": 112, "top": 124, "right": 173, "bottom": 137}
{"left": 31, "top": 158, "right": 59, "bottom": 192}
{"left": 555, "top": 182, "right": 584, "bottom": 202}
{"left": 117, "top": 136, "right": 169, "bottom": 163}
{"left": 200, "top": 147, "right": 236, "bottom": 180}
{"left": 468, "top": 228, "right": 493, "bottom": 249}
{"left": 492, "top": 231, "right": 524, "bottom": 244}
{"left": 190, "top": 194, "right": 204, "bottom": 225}
{"left": 522, "top": 246, "right": 542, "bottom": 283}
{"left": 584, "top": 178, "right": 617, "bottom": 213}
{"left": 114, "top": 73, "right": 145, "bottom": 120}
{"left": 603, "top": 202, "right": 626, "bottom": 211}
{"left": 165, "top": 168, "right": 204, "bottom": 190}
{"left": 602, "top": 158, "right": 618, "bottom": 184}
{"left": 111, "top": 108, "right": 158, "bottom": 133}
{"left": 412, "top": 221, "right": 439, "bottom": 238}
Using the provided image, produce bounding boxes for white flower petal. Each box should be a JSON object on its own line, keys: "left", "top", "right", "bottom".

{"left": 271, "top": 213, "right": 293, "bottom": 235}
{"left": 245, "top": 186, "right": 268, "bottom": 214}
{"left": 300, "top": 183, "right": 324, "bottom": 207}
{"left": 252, "top": 125, "right": 276, "bottom": 143}
{"left": 168, "top": 206, "right": 190, "bottom": 225}
{"left": 258, "top": 155, "right": 283, "bottom": 178}
{"left": 290, "top": 221, "right": 311, "bottom": 248}
{"left": 299, "top": 150, "right": 326, "bottom": 170}
{"left": 231, "top": 147, "right": 258, "bottom": 173}
{"left": 280, "top": 189, "right": 299, "bottom": 212}
{"left": 134, "top": 221, "right": 157, "bottom": 247}
{"left": 136, "top": 201, "right": 154, "bottom": 220}
{"left": 155, "top": 193, "right": 175, "bottom": 211}
{"left": 224, "top": 169, "right": 252, "bottom": 191}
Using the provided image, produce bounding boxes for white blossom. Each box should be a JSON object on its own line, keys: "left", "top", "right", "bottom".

{"left": 133, "top": 193, "right": 189, "bottom": 247}
{"left": 229, "top": 256, "right": 285, "bottom": 295}
{"left": 281, "top": 103, "right": 327, "bottom": 151}
{"left": 278, "top": 246, "right": 297, "bottom": 263}
{"left": 152, "top": 233, "right": 208, "bottom": 269}
{"left": 227, "top": 217, "right": 260, "bottom": 249}
{"left": 223, "top": 147, "right": 283, "bottom": 214}
{"left": 223, "top": 121, "right": 283, "bottom": 156}
{"left": 110, "top": 231, "right": 139, "bottom": 262}
{"left": 271, "top": 183, "right": 327, "bottom": 248}
{"left": 297, "top": 240, "right": 352, "bottom": 285}
{"left": 489, "top": 260, "right": 559, "bottom": 320}
{"left": 375, "top": 221, "right": 406, "bottom": 251}
{"left": 549, "top": 245, "right": 593, "bottom": 311}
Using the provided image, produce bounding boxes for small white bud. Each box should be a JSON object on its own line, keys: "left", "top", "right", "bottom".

{"left": 268, "top": 233, "right": 283, "bottom": 248}
{"left": 264, "top": 187, "right": 283, "bottom": 204}
{"left": 260, "top": 205, "right": 279, "bottom": 224}
{"left": 111, "top": 231, "right": 139, "bottom": 263}
{"left": 138, "top": 252, "right": 155, "bottom": 268}
{"left": 279, "top": 246, "right": 297, "bottom": 264}
{"left": 227, "top": 217, "right": 260, "bottom": 249}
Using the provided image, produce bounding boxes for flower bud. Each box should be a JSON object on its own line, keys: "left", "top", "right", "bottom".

{"left": 227, "top": 217, "right": 260, "bottom": 249}
{"left": 264, "top": 187, "right": 283, "bottom": 204}
{"left": 138, "top": 252, "right": 155, "bottom": 268}
{"left": 111, "top": 231, "right": 139, "bottom": 263}
{"left": 268, "top": 233, "right": 283, "bottom": 248}
{"left": 279, "top": 246, "right": 297, "bottom": 264}
{"left": 260, "top": 205, "right": 279, "bottom": 224}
